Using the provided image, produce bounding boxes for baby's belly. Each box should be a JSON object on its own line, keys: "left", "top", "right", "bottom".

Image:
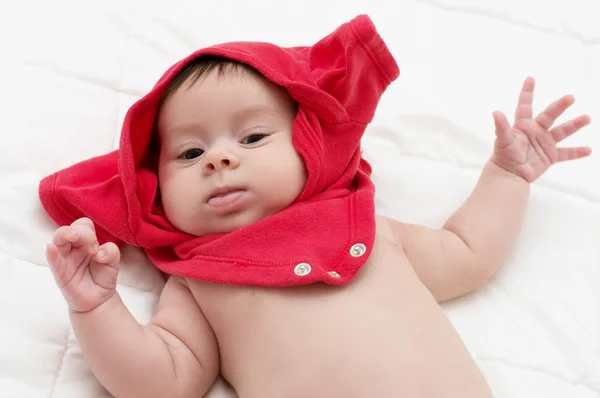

{"left": 189, "top": 236, "right": 492, "bottom": 398}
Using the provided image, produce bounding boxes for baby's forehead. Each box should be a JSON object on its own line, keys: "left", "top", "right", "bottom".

{"left": 155, "top": 84, "right": 296, "bottom": 146}
{"left": 158, "top": 69, "right": 295, "bottom": 118}
{"left": 160, "top": 56, "right": 265, "bottom": 106}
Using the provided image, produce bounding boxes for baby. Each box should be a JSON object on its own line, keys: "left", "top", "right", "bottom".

{"left": 42, "top": 15, "right": 591, "bottom": 398}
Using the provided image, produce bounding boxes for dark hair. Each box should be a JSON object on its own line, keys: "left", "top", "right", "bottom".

{"left": 159, "top": 55, "right": 263, "bottom": 109}
{"left": 149, "top": 55, "right": 263, "bottom": 157}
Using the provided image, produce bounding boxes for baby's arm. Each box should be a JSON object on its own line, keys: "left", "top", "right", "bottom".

{"left": 385, "top": 161, "right": 529, "bottom": 302}
{"left": 385, "top": 77, "right": 591, "bottom": 302}
{"left": 46, "top": 217, "right": 219, "bottom": 398}
{"left": 71, "top": 276, "right": 219, "bottom": 398}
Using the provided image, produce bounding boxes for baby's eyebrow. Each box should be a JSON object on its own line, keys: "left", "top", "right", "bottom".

{"left": 162, "top": 104, "right": 281, "bottom": 141}
{"left": 231, "top": 105, "right": 281, "bottom": 124}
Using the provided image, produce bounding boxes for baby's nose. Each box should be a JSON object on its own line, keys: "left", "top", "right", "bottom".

{"left": 203, "top": 148, "right": 240, "bottom": 172}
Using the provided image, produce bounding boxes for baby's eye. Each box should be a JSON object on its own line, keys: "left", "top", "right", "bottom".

{"left": 241, "top": 134, "right": 268, "bottom": 145}
{"left": 180, "top": 148, "right": 204, "bottom": 160}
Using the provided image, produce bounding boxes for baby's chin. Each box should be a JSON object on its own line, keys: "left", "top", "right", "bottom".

{"left": 182, "top": 209, "right": 273, "bottom": 237}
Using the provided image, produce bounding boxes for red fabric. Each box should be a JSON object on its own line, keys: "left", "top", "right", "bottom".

{"left": 39, "top": 15, "right": 399, "bottom": 287}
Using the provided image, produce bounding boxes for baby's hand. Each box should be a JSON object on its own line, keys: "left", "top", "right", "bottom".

{"left": 491, "top": 77, "right": 592, "bottom": 182}
{"left": 46, "top": 218, "right": 120, "bottom": 313}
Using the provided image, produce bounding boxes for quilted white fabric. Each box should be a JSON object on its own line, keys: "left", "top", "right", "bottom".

{"left": 0, "top": 1, "right": 598, "bottom": 397}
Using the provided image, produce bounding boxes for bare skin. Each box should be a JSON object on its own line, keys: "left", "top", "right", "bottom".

{"left": 189, "top": 215, "right": 492, "bottom": 398}
{"left": 45, "top": 77, "right": 592, "bottom": 398}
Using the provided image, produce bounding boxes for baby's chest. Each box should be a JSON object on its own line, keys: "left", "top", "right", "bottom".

{"left": 188, "top": 240, "right": 461, "bottom": 393}
{"left": 190, "top": 237, "right": 427, "bottom": 336}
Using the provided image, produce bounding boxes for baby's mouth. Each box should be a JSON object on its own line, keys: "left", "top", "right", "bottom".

{"left": 207, "top": 188, "right": 247, "bottom": 208}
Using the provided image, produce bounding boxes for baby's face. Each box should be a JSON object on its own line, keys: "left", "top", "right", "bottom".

{"left": 156, "top": 69, "right": 307, "bottom": 236}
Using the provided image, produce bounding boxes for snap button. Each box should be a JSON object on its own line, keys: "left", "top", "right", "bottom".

{"left": 294, "top": 263, "right": 312, "bottom": 276}
{"left": 350, "top": 243, "right": 366, "bottom": 257}
{"left": 328, "top": 271, "right": 341, "bottom": 279}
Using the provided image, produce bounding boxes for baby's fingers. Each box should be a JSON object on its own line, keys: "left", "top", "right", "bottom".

{"left": 515, "top": 77, "right": 535, "bottom": 121}
{"left": 90, "top": 242, "right": 121, "bottom": 290}
{"left": 535, "top": 94, "right": 575, "bottom": 130}
{"left": 71, "top": 217, "right": 96, "bottom": 232}
{"left": 52, "top": 226, "right": 79, "bottom": 257}
{"left": 69, "top": 224, "right": 99, "bottom": 255}
{"left": 46, "top": 243, "right": 62, "bottom": 268}
{"left": 52, "top": 219, "right": 98, "bottom": 257}
{"left": 551, "top": 114, "right": 591, "bottom": 143}
{"left": 93, "top": 242, "right": 121, "bottom": 270}
{"left": 493, "top": 111, "right": 513, "bottom": 147}
{"left": 557, "top": 146, "right": 592, "bottom": 162}
{"left": 46, "top": 243, "right": 69, "bottom": 285}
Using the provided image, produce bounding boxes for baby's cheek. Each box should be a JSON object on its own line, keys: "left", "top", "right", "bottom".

{"left": 274, "top": 152, "right": 307, "bottom": 200}
{"left": 289, "top": 150, "right": 308, "bottom": 185}
{"left": 161, "top": 179, "right": 194, "bottom": 220}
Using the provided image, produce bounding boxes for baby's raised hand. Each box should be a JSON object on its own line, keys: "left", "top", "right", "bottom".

{"left": 46, "top": 218, "right": 120, "bottom": 313}
{"left": 491, "top": 77, "right": 592, "bottom": 182}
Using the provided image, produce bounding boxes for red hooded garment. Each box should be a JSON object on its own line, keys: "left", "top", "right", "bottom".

{"left": 39, "top": 14, "right": 400, "bottom": 287}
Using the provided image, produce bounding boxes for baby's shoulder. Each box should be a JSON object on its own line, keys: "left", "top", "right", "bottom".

{"left": 374, "top": 214, "right": 399, "bottom": 244}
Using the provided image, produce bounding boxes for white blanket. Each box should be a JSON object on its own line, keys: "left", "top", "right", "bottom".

{"left": 0, "top": 1, "right": 598, "bottom": 397}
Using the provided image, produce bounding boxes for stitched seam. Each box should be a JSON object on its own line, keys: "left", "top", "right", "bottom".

{"left": 297, "top": 111, "right": 324, "bottom": 163}
{"left": 328, "top": 193, "right": 356, "bottom": 271}
{"left": 48, "top": 175, "right": 78, "bottom": 225}
{"left": 196, "top": 256, "right": 298, "bottom": 268}
{"left": 349, "top": 21, "right": 393, "bottom": 84}
{"left": 295, "top": 114, "right": 323, "bottom": 196}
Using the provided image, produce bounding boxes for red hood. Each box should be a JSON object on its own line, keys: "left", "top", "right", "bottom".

{"left": 39, "top": 14, "right": 399, "bottom": 286}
